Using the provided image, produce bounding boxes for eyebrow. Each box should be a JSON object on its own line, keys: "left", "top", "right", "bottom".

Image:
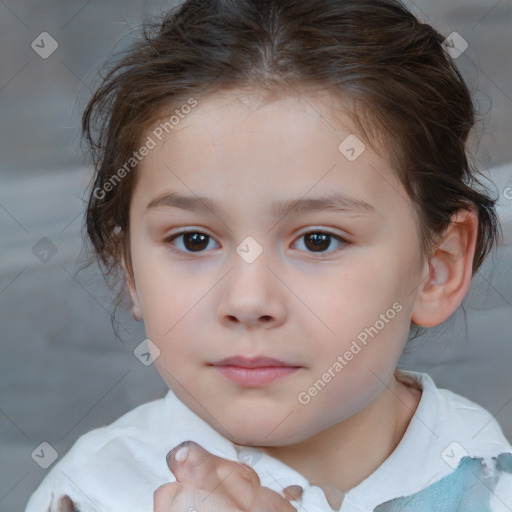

{"left": 146, "top": 191, "right": 376, "bottom": 218}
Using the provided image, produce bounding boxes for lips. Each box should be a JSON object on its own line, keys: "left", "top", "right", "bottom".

{"left": 210, "top": 356, "right": 302, "bottom": 386}
{"left": 211, "top": 356, "right": 299, "bottom": 368}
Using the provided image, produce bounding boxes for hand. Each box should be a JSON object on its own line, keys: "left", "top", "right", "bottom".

{"left": 153, "top": 440, "right": 303, "bottom": 512}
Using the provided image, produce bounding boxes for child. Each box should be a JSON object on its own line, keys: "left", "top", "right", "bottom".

{"left": 25, "top": 0, "right": 512, "bottom": 510}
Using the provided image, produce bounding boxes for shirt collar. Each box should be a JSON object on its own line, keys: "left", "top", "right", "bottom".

{"left": 159, "top": 370, "right": 440, "bottom": 511}
{"left": 160, "top": 390, "right": 322, "bottom": 503}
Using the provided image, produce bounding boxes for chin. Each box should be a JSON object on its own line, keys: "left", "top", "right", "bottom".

{"left": 225, "top": 422, "right": 314, "bottom": 447}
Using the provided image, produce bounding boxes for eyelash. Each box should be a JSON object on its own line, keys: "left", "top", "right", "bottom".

{"left": 163, "top": 229, "right": 348, "bottom": 257}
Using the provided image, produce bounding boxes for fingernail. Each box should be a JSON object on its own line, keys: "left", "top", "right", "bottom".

{"left": 174, "top": 445, "right": 189, "bottom": 463}
{"left": 167, "top": 441, "right": 193, "bottom": 466}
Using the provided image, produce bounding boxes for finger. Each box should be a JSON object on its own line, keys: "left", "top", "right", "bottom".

{"left": 153, "top": 481, "right": 234, "bottom": 512}
{"left": 57, "top": 495, "right": 80, "bottom": 512}
{"left": 166, "top": 441, "right": 261, "bottom": 509}
{"left": 167, "top": 441, "right": 259, "bottom": 490}
{"left": 153, "top": 481, "right": 296, "bottom": 512}
{"left": 283, "top": 485, "right": 304, "bottom": 502}
{"left": 253, "top": 486, "right": 298, "bottom": 512}
{"left": 153, "top": 482, "right": 184, "bottom": 512}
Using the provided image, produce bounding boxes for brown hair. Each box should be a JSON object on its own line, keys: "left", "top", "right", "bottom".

{"left": 82, "top": 0, "right": 501, "bottom": 308}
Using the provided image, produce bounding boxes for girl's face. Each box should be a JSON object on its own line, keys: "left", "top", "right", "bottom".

{"left": 127, "top": 90, "right": 426, "bottom": 446}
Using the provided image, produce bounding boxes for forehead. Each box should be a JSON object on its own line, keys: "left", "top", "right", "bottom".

{"left": 133, "top": 89, "right": 409, "bottom": 219}
{"left": 168, "top": 87, "right": 360, "bottom": 141}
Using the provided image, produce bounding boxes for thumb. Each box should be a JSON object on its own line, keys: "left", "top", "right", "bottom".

{"left": 166, "top": 441, "right": 211, "bottom": 482}
{"left": 165, "top": 441, "right": 298, "bottom": 512}
{"left": 166, "top": 440, "right": 259, "bottom": 496}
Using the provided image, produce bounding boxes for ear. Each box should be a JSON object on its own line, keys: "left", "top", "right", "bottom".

{"left": 411, "top": 208, "right": 478, "bottom": 328}
{"left": 121, "top": 253, "right": 143, "bottom": 322}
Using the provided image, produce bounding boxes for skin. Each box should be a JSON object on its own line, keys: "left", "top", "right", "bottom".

{"left": 122, "top": 87, "right": 478, "bottom": 509}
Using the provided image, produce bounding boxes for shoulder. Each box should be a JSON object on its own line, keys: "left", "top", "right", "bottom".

{"left": 63, "top": 389, "right": 172, "bottom": 463}
{"left": 401, "top": 370, "right": 512, "bottom": 457}
{"left": 25, "top": 392, "right": 173, "bottom": 512}
{"left": 437, "top": 384, "right": 512, "bottom": 456}
{"left": 372, "top": 371, "right": 512, "bottom": 511}
{"left": 374, "top": 454, "right": 512, "bottom": 511}
{"left": 434, "top": 383, "right": 512, "bottom": 510}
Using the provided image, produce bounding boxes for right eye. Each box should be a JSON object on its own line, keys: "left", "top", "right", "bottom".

{"left": 164, "top": 231, "right": 220, "bottom": 254}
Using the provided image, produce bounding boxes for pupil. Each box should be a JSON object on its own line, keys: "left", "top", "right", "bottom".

{"left": 181, "top": 233, "right": 331, "bottom": 253}
{"left": 305, "top": 233, "right": 329, "bottom": 252}
{"left": 184, "top": 233, "right": 208, "bottom": 251}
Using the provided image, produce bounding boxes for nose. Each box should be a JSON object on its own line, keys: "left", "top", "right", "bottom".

{"left": 216, "top": 253, "right": 287, "bottom": 330}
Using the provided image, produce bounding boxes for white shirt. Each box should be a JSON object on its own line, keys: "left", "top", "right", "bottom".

{"left": 25, "top": 370, "right": 512, "bottom": 512}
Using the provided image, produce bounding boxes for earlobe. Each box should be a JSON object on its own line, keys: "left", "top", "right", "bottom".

{"left": 411, "top": 208, "right": 478, "bottom": 328}
{"left": 121, "top": 254, "right": 144, "bottom": 322}
{"left": 131, "top": 304, "right": 143, "bottom": 322}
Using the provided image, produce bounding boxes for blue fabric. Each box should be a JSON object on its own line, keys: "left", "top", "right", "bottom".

{"left": 374, "top": 453, "right": 512, "bottom": 512}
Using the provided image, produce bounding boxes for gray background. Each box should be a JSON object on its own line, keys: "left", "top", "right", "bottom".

{"left": 1, "top": 1, "right": 511, "bottom": 511}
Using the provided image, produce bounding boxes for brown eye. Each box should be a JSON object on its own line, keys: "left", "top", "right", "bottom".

{"left": 182, "top": 233, "right": 209, "bottom": 251}
{"left": 304, "top": 232, "right": 330, "bottom": 251}
{"left": 294, "top": 231, "right": 346, "bottom": 254}
{"left": 166, "top": 231, "right": 219, "bottom": 253}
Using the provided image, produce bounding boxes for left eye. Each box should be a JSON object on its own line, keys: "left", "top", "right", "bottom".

{"left": 293, "top": 231, "right": 346, "bottom": 254}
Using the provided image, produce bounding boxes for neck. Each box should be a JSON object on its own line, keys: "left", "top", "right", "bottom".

{"left": 260, "top": 371, "right": 421, "bottom": 509}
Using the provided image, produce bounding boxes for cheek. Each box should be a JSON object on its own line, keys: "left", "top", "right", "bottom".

{"left": 137, "top": 278, "right": 211, "bottom": 360}
{"left": 132, "top": 263, "right": 182, "bottom": 342}
{"left": 303, "top": 264, "right": 410, "bottom": 373}
{"left": 305, "top": 261, "right": 393, "bottom": 336}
